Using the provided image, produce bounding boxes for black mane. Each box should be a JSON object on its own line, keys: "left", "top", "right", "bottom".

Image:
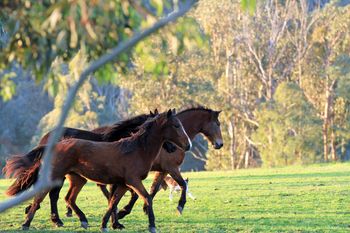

{"left": 177, "top": 105, "right": 214, "bottom": 115}
{"left": 95, "top": 114, "right": 151, "bottom": 142}
{"left": 118, "top": 114, "right": 161, "bottom": 154}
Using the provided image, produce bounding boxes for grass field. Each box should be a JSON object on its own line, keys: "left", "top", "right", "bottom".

{"left": 1, "top": 163, "right": 350, "bottom": 232}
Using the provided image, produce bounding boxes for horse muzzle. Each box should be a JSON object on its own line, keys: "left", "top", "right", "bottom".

{"left": 214, "top": 140, "right": 223, "bottom": 149}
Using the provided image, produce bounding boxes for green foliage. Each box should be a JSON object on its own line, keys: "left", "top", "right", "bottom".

{"left": 119, "top": 18, "right": 215, "bottom": 114}
{"left": 0, "top": 72, "right": 16, "bottom": 101}
{"left": 253, "top": 82, "right": 323, "bottom": 167}
{"left": 0, "top": 1, "right": 141, "bottom": 79}
{"left": 2, "top": 163, "right": 350, "bottom": 231}
{"left": 31, "top": 51, "right": 103, "bottom": 145}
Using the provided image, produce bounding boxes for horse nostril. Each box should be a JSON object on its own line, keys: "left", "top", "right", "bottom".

{"left": 215, "top": 142, "right": 223, "bottom": 149}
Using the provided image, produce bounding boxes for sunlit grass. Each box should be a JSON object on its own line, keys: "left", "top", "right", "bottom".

{"left": 1, "top": 163, "right": 350, "bottom": 232}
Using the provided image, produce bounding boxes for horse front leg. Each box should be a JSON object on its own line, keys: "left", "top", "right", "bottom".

{"left": 126, "top": 179, "right": 157, "bottom": 233}
{"left": 108, "top": 184, "right": 125, "bottom": 230}
{"left": 169, "top": 169, "right": 187, "bottom": 215}
{"left": 143, "top": 171, "right": 167, "bottom": 215}
{"left": 49, "top": 185, "right": 64, "bottom": 227}
{"left": 101, "top": 184, "right": 127, "bottom": 232}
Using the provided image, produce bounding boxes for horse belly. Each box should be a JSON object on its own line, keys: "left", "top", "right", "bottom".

{"left": 71, "top": 164, "right": 123, "bottom": 185}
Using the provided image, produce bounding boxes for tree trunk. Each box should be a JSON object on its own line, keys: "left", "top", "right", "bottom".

{"left": 244, "top": 149, "right": 249, "bottom": 169}
{"left": 330, "top": 117, "right": 337, "bottom": 161}
{"left": 323, "top": 80, "right": 331, "bottom": 162}
{"left": 341, "top": 138, "right": 346, "bottom": 161}
{"left": 228, "top": 117, "right": 236, "bottom": 170}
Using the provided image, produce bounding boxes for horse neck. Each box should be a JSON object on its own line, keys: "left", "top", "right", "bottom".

{"left": 177, "top": 110, "right": 209, "bottom": 140}
{"left": 140, "top": 123, "right": 164, "bottom": 161}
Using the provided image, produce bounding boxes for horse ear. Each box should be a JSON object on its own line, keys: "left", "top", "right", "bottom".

{"left": 214, "top": 110, "right": 222, "bottom": 117}
{"left": 150, "top": 110, "right": 154, "bottom": 115}
{"left": 167, "top": 109, "right": 173, "bottom": 118}
{"left": 154, "top": 108, "right": 159, "bottom": 114}
{"left": 172, "top": 108, "right": 176, "bottom": 115}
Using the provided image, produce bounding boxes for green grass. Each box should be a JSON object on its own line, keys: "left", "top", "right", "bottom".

{"left": 1, "top": 163, "right": 350, "bottom": 232}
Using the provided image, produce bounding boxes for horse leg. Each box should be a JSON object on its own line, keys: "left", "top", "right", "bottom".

{"left": 98, "top": 183, "right": 110, "bottom": 199}
{"left": 169, "top": 187, "right": 174, "bottom": 201}
{"left": 24, "top": 203, "right": 40, "bottom": 214}
{"left": 117, "top": 189, "right": 139, "bottom": 220}
{"left": 49, "top": 185, "right": 64, "bottom": 227}
{"left": 143, "top": 171, "right": 167, "bottom": 215}
{"left": 126, "top": 179, "right": 156, "bottom": 233}
{"left": 64, "top": 175, "right": 88, "bottom": 229}
{"left": 22, "top": 190, "right": 49, "bottom": 230}
{"left": 65, "top": 186, "right": 73, "bottom": 217}
{"left": 169, "top": 170, "right": 187, "bottom": 215}
{"left": 108, "top": 184, "right": 125, "bottom": 230}
{"left": 101, "top": 184, "right": 127, "bottom": 232}
{"left": 64, "top": 174, "right": 75, "bottom": 217}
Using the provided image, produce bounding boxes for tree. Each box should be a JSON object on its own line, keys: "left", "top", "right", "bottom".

{"left": 0, "top": 0, "right": 196, "bottom": 213}
{"left": 253, "top": 82, "right": 322, "bottom": 167}
{"left": 301, "top": 3, "right": 350, "bottom": 161}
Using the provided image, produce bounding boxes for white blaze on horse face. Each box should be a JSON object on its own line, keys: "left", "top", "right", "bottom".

{"left": 180, "top": 121, "right": 192, "bottom": 150}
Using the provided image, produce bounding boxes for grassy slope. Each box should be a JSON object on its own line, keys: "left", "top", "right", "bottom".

{"left": 0, "top": 163, "right": 350, "bottom": 232}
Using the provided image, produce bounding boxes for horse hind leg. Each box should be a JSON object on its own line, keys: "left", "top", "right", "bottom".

{"left": 65, "top": 175, "right": 88, "bottom": 229}
{"left": 22, "top": 190, "right": 49, "bottom": 230}
{"left": 143, "top": 172, "right": 167, "bottom": 215}
{"left": 49, "top": 185, "right": 64, "bottom": 227}
{"left": 117, "top": 189, "right": 139, "bottom": 220}
{"left": 24, "top": 203, "right": 40, "bottom": 214}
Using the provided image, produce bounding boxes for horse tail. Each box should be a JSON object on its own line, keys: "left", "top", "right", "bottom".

{"left": 3, "top": 146, "right": 46, "bottom": 196}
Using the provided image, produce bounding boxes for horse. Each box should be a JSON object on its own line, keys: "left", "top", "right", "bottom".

{"left": 66, "top": 106, "right": 223, "bottom": 225}
{"left": 4, "top": 109, "right": 191, "bottom": 233}
{"left": 3, "top": 109, "right": 176, "bottom": 228}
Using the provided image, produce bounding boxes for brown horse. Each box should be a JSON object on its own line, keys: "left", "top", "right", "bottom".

{"left": 65, "top": 107, "right": 223, "bottom": 226}
{"left": 115, "top": 107, "right": 223, "bottom": 219}
{"left": 5, "top": 109, "right": 191, "bottom": 233}
{"left": 3, "top": 110, "right": 175, "bottom": 227}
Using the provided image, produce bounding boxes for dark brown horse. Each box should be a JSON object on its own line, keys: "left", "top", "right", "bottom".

{"left": 3, "top": 110, "right": 175, "bottom": 228}
{"left": 116, "top": 107, "right": 223, "bottom": 219}
{"left": 5, "top": 110, "right": 191, "bottom": 233}
{"left": 66, "top": 107, "right": 223, "bottom": 225}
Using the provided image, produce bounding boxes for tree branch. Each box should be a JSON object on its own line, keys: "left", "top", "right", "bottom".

{"left": 0, "top": 0, "right": 197, "bottom": 213}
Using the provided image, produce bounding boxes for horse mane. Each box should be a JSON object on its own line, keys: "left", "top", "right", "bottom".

{"left": 118, "top": 114, "right": 162, "bottom": 154}
{"left": 177, "top": 105, "right": 214, "bottom": 115}
{"left": 100, "top": 114, "right": 151, "bottom": 141}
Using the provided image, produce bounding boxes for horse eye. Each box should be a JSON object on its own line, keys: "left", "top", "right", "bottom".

{"left": 216, "top": 121, "right": 220, "bottom": 126}
{"left": 174, "top": 124, "right": 180, "bottom": 128}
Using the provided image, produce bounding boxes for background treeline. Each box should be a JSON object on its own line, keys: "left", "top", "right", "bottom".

{"left": 0, "top": 0, "right": 350, "bottom": 171}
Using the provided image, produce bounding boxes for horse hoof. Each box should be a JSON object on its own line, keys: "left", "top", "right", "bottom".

{"left": 55, "top": 222, "right": 64, "bottom": 227}
{"left": 22, "top": 225, "right": 29, "bottom": 231}
{"left": 112, "top": 223, "right": 125, "bottom": 230}
{"left": 66, "top": 212, "right": 73, "bottom": 217}
{"left": 81, "top": 221, "right": 89, "bottom": 229}
{"left": 100, "top": 228, "right": 108, "bottom": 232}
{"left": 176, "top": 206, "right": 183, "bottom": 215}
{"left": 149, "top": 226, "right": 157, "bottom": 233}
